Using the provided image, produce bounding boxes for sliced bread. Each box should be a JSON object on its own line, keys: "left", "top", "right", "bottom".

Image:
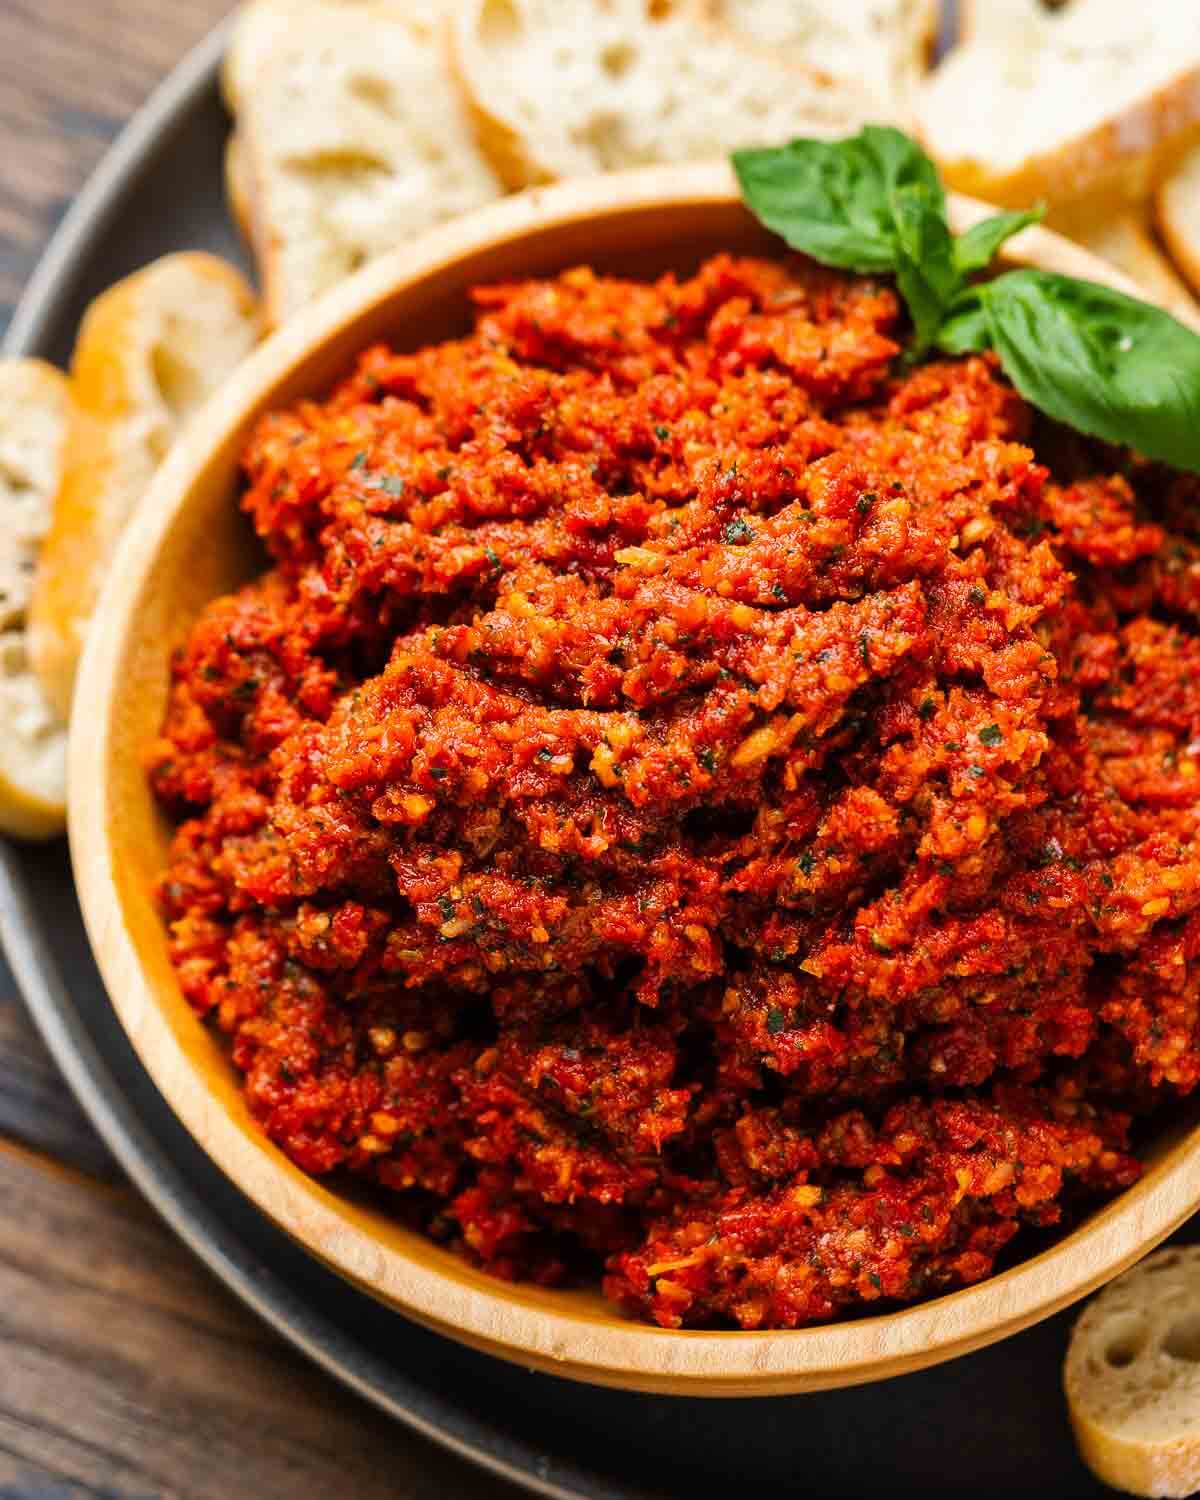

{"left": 1065, "top": 1245, "right": 1200, "bottom": 1498}
{"left": 450, "top": 0, "right": 870, "bottom": 192}
{"left": 222, "top": 0, "right": 445, "bottom": 111}
{"left": 916, "top": 1, "right": 1200, "bottom": 211}
{"left": 1157, "top": 143, "right": 1200, "bottom": 298}
{"left": 28, "top": 252, "right": 259, "bottom": 722}
{"left": 0, "top": 360, "right": 72, "bottom": 634}
{"left": 0, "top": 360, "right": 72, "bottom": 841}
{"left": 227, "top": 0, "right": 503, "bottom": 327}
{"left": 224, "top": 133, "right": 256, "bottom": 249}
{"left": 1071, "top": 210, "right": 1200, "bottom": 330}
{"left": 0, "top": 634, "right": 69, "bottom": 841}
{"left": 702, "top": 0, "right": 938, "bottom": 124}
{"left": 956, "top": 0, "right": 1053, "bottom": 47}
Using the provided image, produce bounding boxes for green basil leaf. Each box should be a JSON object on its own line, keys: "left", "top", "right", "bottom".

{"left": 935, "top": 289, "right": 992, "bottom": 356}
{"left": 860, "top": 124, "right": 946, "bottom": 218}
{"left": 732, "top": 138, "right": 898, "bottom": 273}
{"left": 981, "top": 269, "right": 1200, "bottom": 474}
{"left": 732, "top": 127, "right": 945, "bottom": 277}
{"left": 953, "top": 207, "right": 1044, "bottom": 276}
{"left": 892, "top": 184, "right": 963, "bottom": 354}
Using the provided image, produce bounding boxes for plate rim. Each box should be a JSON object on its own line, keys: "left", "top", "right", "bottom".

{"left": 0, "top": 22, "right": 589, "bottom": 1500}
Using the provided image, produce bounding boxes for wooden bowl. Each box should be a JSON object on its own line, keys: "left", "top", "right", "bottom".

{"left": 69, "top": 163, "right": 1200, "bottom": 1396}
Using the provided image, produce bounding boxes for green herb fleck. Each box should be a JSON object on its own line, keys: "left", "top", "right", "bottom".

{"left": 363, "top": 470, "right": 405, "bottom": 496}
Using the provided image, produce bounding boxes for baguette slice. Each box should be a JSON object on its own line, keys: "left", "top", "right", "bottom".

{"left": 222, "top": 0, "right": 448, "bottom": 111}
{"left": 956, "top": 0, "right": 1047, "bottom": 47}
{"left": 0, "top": 361, "right": 71, "bottom": 841}
{"left": 29, "top": 253, "right": 259, "bottom": 721}
{"left": 451, "top": 0, "right": 870, "bottom": 192}
{"left": 224, "top": 133, "right": 256, "bottom": 249}
{"left": 1071, "top": 211, "right": 1200, "bottom": 330}
{"left": 916, "top": 1, "right": 1200, "bottom": 211}
{"left": 702, "top": 0, "right": 938, "bottom": 124}
{"left": 1065, "top": 1246, "right": 1200, "bottom": 1498}
{"left": 0, "top": 634, "right": 68, "bottom": 841}
{"left": 0, "top": 360, "right": 71, "bottom": 634}
{"left": 230, "top": 1, "right": 503, "bottom": 327}
{"left": 1157, "top": 143, "right": 1200, "bottom": 298}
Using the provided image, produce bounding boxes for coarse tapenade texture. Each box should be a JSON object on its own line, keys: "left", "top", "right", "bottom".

{"left": 148, "top": 251, "right": 1200, "bottom": 1329}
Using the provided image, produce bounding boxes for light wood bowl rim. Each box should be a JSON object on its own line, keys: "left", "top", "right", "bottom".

{"left": 68, "top": 161, "right": 1200, "bottom": 1395}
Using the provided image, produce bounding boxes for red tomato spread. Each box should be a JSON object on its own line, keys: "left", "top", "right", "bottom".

{"left": 148, "top": 251, "right": 1200, "bottom": 1328}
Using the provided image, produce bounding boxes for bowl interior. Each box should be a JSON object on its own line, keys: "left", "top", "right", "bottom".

{"left": 72, "top": 165, "right": 1200, "bottom": 1394}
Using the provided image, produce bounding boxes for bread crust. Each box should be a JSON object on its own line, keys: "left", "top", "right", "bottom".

{"left": 450, "top": 0, "right": 868, "bottom": 191}
{"left": 700, "top": 0, "right": 939, "bottom": 124}
{"left": 0, "top": 631, "right": 67, "bottom": 841}
{"left": 1070, "top": 208, "right": 1200, "bottom": 329}
{"left": 1065, "top": 1246, "right": 1200, "bottom": 1498}
{"left": 233, "top": 1, "right": 501, "bottom": 327}
{"left": 0, "top": 359, "right": 71, "bottom": 840}
{"left": 917, "top": 2, "right": 1200, "bottom": 213}
{"left": 224, "top": 133, "right": 257, "bottom": 249}
{"left": 28, "top": 253, "right": 258, "bottom": 720}
{"left": 1157, "top": 142, "right": 1200, "bottom": 297}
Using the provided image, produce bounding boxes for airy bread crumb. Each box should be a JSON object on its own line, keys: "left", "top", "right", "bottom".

{"left": 229, "top": 0, "right": 503, "bottom": 326}
{"left": 916, "top": 1, "right": 1200, "bottom": 210}
{"left": 1065, "top": 1246, "right": 1200, "bottom": 1498}
{"left": 451, "top": 0, "right": 871, "bottom": 191}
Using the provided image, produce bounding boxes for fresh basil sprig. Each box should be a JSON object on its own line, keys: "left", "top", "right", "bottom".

{"left": 732, "top": 127, "right": 1200, "bottom": 474}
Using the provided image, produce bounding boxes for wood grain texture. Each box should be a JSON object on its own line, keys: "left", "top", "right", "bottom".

{"left": 0, "top": 975, "right": 115, "bottom": 1179}
{"left": 0, "top": 0, "right": 237, "bottom": 329}
{"left": 71, "top": 161, "right": 1196, "bottom": 1396}
{"left": 0, "top": 1138, "right": 517, "bottom": 1500}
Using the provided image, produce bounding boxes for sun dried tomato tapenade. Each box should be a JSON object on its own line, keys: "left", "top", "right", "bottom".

{"left": 149, "top": 251, "right": 1200, "bottom": 1328}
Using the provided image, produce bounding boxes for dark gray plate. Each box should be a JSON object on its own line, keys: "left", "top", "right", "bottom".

{"left": 0, "top": 18, "right": 1180, "bottom": 1500}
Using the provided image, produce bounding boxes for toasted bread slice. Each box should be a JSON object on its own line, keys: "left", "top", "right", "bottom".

{"left": 229, "top": 1, "right": 502, "bottom": 327}
{"left": 1157, "top": 143, "right": 1200, "bottom": 298}
{"left": 0, "top": 360, "right": 71, "bottom": 841}
{"left": 224, "top": 133, "right": 256, "bottom": 249}
{"left": 702, "top": 0, "right": 938, "bottom": 123}
{"left": 1065, "top": 1246, "right": 1200, "bottom": 1498}
{"left": 0, "top": 360, "right": 71, "bottom": 634}
{"left": 916, "top": 1, "right": 1200, "bottom": 211}
{"left": 28, "top": 253, "right": 258, "bottom": 722}
{"left": 223, "top": 0, "right": 448, "bottom": 110}
{"left": 956, "top": 0, "right": 1047, "bottom": 46}
{"left": 0, "top": 632, "right": 68, "bottom": 841}
{"left": 451, "top": 0, "right": 870, "bottom": 192}
{"left": 1070, "top": 210, "right": 1200, "bottom": 330}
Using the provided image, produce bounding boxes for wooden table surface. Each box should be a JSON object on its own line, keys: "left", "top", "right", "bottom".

{"left": 0, "top": 5, "right": 519, "bottom": 1496}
